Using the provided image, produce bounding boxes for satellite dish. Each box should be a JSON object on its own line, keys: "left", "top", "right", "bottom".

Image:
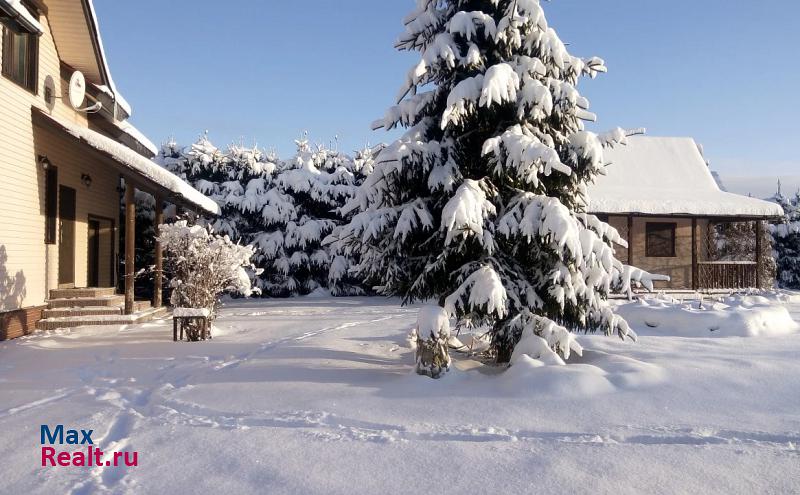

{"left": 68, "top": 71, "right": 86, "bottom": 109}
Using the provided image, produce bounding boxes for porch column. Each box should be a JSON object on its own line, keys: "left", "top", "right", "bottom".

{"left": 755, "top": 220, "right": 763, "bottom": 289}
{"left": 627, "top": 215, "right": 634, "bottom": 266}
{"left": 691, "top": 218, "right": 699, "bottom": 291}
{"left": 153, "top": 197, "right": 164, "bottom": 308}
{"left": 124, "top": 185, "right": 136, "bottom": 315}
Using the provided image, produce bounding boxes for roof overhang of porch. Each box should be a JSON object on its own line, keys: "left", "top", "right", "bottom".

{"left": 32, "top": 108, "right": 220, "bottom": 216}
{"left": 589, "top": 211, "right": 785, "bottom": 222}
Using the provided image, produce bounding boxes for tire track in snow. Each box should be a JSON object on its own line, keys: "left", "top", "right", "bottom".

{"left": 213, "top": 313, "right": 411, "bottom": 371}
{"left": 0, "top": 389, "right": 75, "bottom": 419}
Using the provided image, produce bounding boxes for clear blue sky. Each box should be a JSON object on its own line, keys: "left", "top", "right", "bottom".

{"left": 95, "top": 0, "right": 800, "bottom": 177}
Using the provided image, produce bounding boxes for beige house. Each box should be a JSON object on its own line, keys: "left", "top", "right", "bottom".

{"left": 0, "top": 0, "right": 218, "bottom": 340}
{"left": 588, "top": 137, "right": 783, "bottom": 291}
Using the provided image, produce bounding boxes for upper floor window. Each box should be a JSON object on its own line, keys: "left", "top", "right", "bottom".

{"left": 645, "top": 222, "right": 677, "bottom": 258}
{"left": 2, "top": 23, "right": 39, "bottom": 93}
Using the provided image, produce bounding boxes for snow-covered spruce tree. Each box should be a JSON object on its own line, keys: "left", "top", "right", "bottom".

{"left": 156, "top": 135, "right": 280, "bottom": 293}
{"left": 352, "top": 143, "right": 387, "bottom": 181}
{"left": 326, "top": 143, "right": 386, "bottom": 296}
{"left": 169, "top": 135, "right": 273, "bottom": 241}
{"left": 253, "top": 138, "right": 361, "bottom": 297}
{"left": 334, "top": 0, "right": 660, "bottom": 363}
{"left": 771, "top": 190, "right": 800, "bottom": 289}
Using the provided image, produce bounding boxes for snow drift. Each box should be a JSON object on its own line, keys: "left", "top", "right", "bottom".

{"left": 616, "top": 293, "right": 799, "bottom": 338}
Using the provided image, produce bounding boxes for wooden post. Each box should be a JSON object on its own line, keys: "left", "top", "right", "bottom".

{"left": 755, "top": 220, "right": 763, "bottom": 289}
{"left": 627, "top": 215, "right": 634, "bottom": 266}
{"left": 691, "top": 218, "right": 699, "bottom": 291}
{"left": 124, "top": 185, "right": 136, "bottom": 315}
{"left": 153, "top": 197, "right": 164, "bottom": 308}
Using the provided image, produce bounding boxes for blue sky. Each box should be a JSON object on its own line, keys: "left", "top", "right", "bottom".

{"left": 95, "top": 0, "right": 799, "bottom": 179}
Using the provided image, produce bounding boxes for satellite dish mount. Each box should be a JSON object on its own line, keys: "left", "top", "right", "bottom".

{"left": 68, "top": 71, "right": 102, "bottom": 113}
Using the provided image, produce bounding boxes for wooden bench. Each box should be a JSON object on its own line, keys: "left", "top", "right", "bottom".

{"left": 173, "top": 308, "right": 211, "bottom": 341}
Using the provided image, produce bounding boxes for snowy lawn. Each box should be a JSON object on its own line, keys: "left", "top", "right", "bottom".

{"left": 1, "top": 296, "right": 799, "bottom": 494}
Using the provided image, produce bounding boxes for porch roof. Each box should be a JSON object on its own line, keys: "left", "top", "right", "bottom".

{"left": 587, "top": 137, "right": 784, "bottom": 219}
{"left": 33, "top": 109, "right": 220, "bottom": 216}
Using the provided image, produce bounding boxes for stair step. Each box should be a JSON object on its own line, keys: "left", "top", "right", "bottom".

{"left": 35, "top": 307, "right": 169, "bottom": 331}
{"left": 135, "top": 301, "right": 152, "bottom": 311}
{"left": 43, "top": 307, "right": 123, "bottom": 319}
{"left": 49, "top": 287, "right": 117, "bottom": 299}
{"left": 47, "top": 295, "right": 125, "bottom": 309}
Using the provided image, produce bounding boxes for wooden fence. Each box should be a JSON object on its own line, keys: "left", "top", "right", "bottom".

{"left": 697, "top": 261, "right": 758, "bottom": 290}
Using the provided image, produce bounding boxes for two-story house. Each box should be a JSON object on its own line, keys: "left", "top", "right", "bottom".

{"left": 0, "top": 0, "right": 219, "bottom": 340}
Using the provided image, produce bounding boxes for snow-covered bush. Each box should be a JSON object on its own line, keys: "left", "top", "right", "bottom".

{"left": 158, "top": 221, "right": 259, "bottom": 339}
{"left": 332, "top": 0, "right": 661, "bottom": 363}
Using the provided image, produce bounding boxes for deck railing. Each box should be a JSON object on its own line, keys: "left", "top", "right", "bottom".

{"left": 698, "top": 261, "right": 758, "bottom": 290}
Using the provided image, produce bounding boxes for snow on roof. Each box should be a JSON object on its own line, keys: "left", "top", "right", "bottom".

{"left": 587, "top": 137, "right": 784, "bottom": 218}
{"left": 39, "top": 111, "right": 219, "bottom": 216}
{"left": 0, "top": 0, "right": 43, "bottom": 34}
{"left": 117, "top": 120, "right": 159, "bottom": 156}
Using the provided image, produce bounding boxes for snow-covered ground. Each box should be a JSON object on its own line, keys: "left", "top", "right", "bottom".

{"left": 1, "top": 296, "right": 799, "bottom": 494}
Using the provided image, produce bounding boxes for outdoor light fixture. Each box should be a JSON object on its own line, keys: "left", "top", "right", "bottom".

{"left": 37, "top": 155, "right": 52, "bottom": 170}
{"left": 81, "top": 173, "right": 93, "bottom": 188}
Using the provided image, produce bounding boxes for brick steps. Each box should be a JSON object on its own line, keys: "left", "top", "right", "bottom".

{"left": 36, "top": 307, "right": 169, "bottom": 331}
{"left": 36, "top": 288, "right": 166, "bottom": 331}
{"left": 43, "top": 306, "right": 122, "bottom": 319}
{"left": 49, "top": 287, "right": 117, "bottom": 299}
{"left": 47, "top": 295, "right": 125, "bottom": 308}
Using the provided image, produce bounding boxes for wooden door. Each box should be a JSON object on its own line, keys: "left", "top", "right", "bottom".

{"left": 87, "top": 219, "right": 100, "bottom": 288}
{"left": 58, "top": 185, "right": 76, "bottom": 287}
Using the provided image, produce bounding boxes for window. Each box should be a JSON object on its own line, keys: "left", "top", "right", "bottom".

{"left": 646, "top": 222, "right": 677, "bottom": 258}
{"left": 44, "top": 166, "right": 57, "bottom": 244}
{"left": 2, "top": 21, "right": 39, "bottom": 92}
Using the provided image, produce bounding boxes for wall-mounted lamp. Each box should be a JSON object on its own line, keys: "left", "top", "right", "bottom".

{"left": 37, "top": 155, "right": 52, "bottom": 170}
{"left": 81, "top": 173, "right": 93, "bottom": 188}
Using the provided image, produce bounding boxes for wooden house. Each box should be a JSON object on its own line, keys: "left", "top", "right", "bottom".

{"left": 587, "top": 137, "right": 783, "bottom": 291}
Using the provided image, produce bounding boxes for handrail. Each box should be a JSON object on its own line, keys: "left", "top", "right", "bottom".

{"left": 697, "top": 261, "right": 757, "bottom": 266}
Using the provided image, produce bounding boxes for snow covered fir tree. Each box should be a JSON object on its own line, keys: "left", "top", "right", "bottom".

{"left": 149, "top": 133, "right": 369, "bottom": 298}
{"left": 331, "top": 0, "right": 661, "bottom": 363}
{"left": 253, "top": 136, "right": 363, "bottom": 296}
{"left": 770, "top": 187, "right": 800, "bottom": 289}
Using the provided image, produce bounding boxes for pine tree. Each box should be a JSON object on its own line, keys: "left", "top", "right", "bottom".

{"left": 334, "top": 0, "right": 659, "bottom": 362}
{"left": 253, "top": 137, "right": 360, "bottom": 296}
{"left": 771, "top": 189, "right": 800, "bottom": 289}
{"left": 155, "top": 135, "right": 277, "bottom": 295}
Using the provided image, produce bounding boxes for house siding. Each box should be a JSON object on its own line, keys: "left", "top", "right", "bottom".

{"left": 0, "top": 13, "right": 120, "bottom": 323}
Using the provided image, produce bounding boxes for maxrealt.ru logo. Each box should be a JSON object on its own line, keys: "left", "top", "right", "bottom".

{"left": 40, "top": 425, "right": 139, "bottom": 468}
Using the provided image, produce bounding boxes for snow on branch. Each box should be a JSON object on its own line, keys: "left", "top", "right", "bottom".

{"left": 445, "top": 265, "right": 509, "bottom": 320}
{"left": 483, "top": 125, "right": 572, "bottom": 187}
{"left": 441, "top": 179, "right": 496, "bottom": 247}
{"left": 449, "top": 11, "right": 498, "bottom": 42}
